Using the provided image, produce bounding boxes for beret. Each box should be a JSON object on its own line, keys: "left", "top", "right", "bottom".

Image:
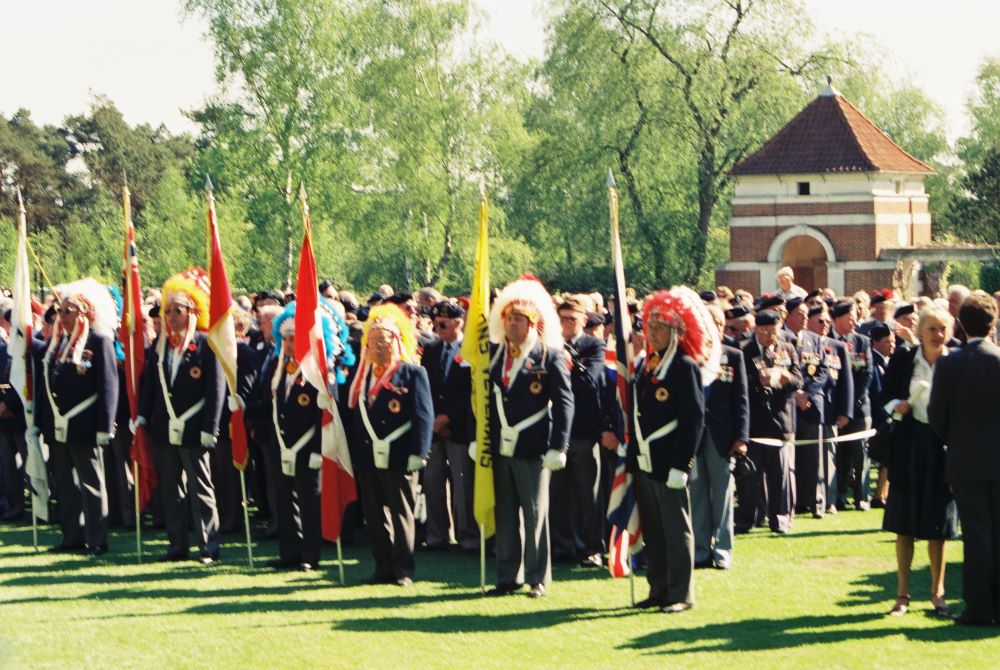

{"left": 807, "top": 305, "right": 826, "bottom": 318}
{"left": 805, "top": 289, "right": 821, "bottom": 300}
{"left": 725, "top": 304, "right": 751, "bottom": 320}
{"left": 755, "top": 310, "right": 781, "bottom": 326}
{"left": 756, "top": 294, "right": 785, "bottom": 311}
{"left": 386, "top": 291, "right": 414, "bottom": 305}
{"left": 786, "top": 296, "right": 804, "bottom": 312}
{"left": 830, "top": 302, "right": 853, "bottom": 319}
{"left": 894, "top": 303, "right": 915, "bottom": 318}
{"left": 870, "top": 324, "right": 892, "bottom": 340}
{"left": 431, "top": 300, "right": 465, "bottom": 319}
{"left": 699, "top": 290, "right": 717, "bottom": 303}
{"left": 585, "top": 311, "right": 604, "bottom": 329}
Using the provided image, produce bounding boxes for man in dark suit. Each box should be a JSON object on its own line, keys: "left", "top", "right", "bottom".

{"left": 420, "top": 301, "right": 477, "bottom": 553}
{"left": 630, "top": 290, "right": 706, "bottom": 613}
{"left": 35, "top": 280, "right": 119, "bottom": 555}
{"left": 137, "top": 274, "right": 226, "bottom": 564}
{"left": 347, "top": 304, "right": 433, "bottom": 586}
{"left": 736, "top": 310, "right": 803, "bottom": 534}
{"left": 550, "top": 296, "right": 607, "bottom": 568}
{"left": 929, "top": 293, "right": 1000, "bottom": 625}
{"left": 830, "top": 299, "right": 874, "bottom": 511}
{"left": 486, "top": 279, "right": 573, "bottom": 599}
{"left": 691, "top": 304, "right": 748, "bottom": 570}
{"left": 0, "top": 336, "right": 37, "bottom": 521}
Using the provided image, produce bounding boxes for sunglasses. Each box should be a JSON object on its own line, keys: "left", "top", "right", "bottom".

{"left": 433, "top": 321, "right": 453, "bottom": 329}
{"left": 58, "top": 306, "right": 80, "bottom": 315}
{"left": 165, "top": 306, "right": 190, "bottom": 315}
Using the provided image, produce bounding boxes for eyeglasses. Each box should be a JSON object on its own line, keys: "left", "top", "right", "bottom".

{"left": 433, "top": 321, "right": 452, "bottom": 330}
{"left": 58, "top": 307, "right": 79, "bottom": 315}
{"left": 165, "top": 306, "right": 189, "bottom": 315}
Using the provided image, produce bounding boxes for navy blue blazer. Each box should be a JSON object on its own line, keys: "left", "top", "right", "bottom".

{"left": 34, "top": 331, "right": 118, "bottom": 444}
{"left": 265, "top": 360, "right": 324, "bottom": 467}
{"left": 421, "top": 337, "right": 474, "bottom": 444}
{"left": 704, "top": 345, "right": 749, "bottom": 457}
{"left": 627, "top": 351, "right": 705, "bottom": 479}
{"left": 796, "top": 330, "right": 830, "bottom": 425}
{"left": 564, "top": 333, "right": 607, "bottom": 441}
{"left": 741, "top": 337, "right": 803, "bottom": 440}
{"left": 138, "top": 332, "right": 226, "bottom": 448}
{"left": 348, "top": 362, "right": 433, "bottom": 473}
{"left": 821, "top": 337, "right": 854, "bottom": 425}
{"left": 488, "top": 341, "right": 574, "bottom": 459}
{"left": 835, "top": 330, "right": 873, "bottom": 419}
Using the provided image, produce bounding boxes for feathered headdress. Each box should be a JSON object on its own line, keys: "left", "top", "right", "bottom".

{"left": 642, "top": 286, "right": 721, "bottom": 386}
{"left": 272, "top": 298, "right": 355, "bottom": 382}
{"left": 348, "top": 303, "right": 417, "bottom": 408}
{"left": 47, "top": 277, "right": 120, "bottom": 368}
{"left": 161, "top": 267, "right": 211, "bottom": 332}
{"left": 488, "top": 276, "right": 563, "bottom": 350}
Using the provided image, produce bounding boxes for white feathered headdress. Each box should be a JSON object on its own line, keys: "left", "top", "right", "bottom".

{"left": 54, "top": 278, "right": 118, "bottom": 338}
{"left": 488, "top": 275, "right": 563, "bottom": 350}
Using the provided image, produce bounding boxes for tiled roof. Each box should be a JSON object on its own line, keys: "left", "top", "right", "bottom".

{"left": 729, "top": 88, "right": 934, "bottom": 176}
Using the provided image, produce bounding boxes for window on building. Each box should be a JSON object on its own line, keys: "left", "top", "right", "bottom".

{"left": 797, "top": 181, "right": 810, "bottom": 195}
{"left": 895, "top": 180, "right": 903, "bottom": 194}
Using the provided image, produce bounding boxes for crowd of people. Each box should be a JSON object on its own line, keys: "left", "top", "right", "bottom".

{"left": 2, "top": 265, "right": 1000, "bottom": 625}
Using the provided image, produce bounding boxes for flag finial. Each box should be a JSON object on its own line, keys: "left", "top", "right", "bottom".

{"left": 607, "top": 169, "right": 616, "bottom": 189}
{"left": 205, "top": 174, "right": 214, "bottom": 193}
{"left": 16, "top": 186, "right": 25, "bottom": 213}
{"left": 479, "top": 181, "right": 486, "bottom": 201}
{"left": 298, "top": 181, "right": 307, "bottom": 202}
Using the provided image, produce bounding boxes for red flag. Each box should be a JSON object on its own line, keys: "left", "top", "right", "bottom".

{"left": 203, "top": 178, "right": 249, "bottom": 470}
{"left": 296, "top": 183, "right": 355, "bottom": 542}
{"left": 121, "top": 183, "right": 156, "bottom": 510}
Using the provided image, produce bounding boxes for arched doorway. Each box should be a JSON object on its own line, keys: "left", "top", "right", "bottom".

{"left": 781, "top": 235, "right": 827, "bottom": 290}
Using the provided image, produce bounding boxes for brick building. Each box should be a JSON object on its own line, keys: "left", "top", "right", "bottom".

{"left": 715, "top": 84, "right": 934, "bottom": 296}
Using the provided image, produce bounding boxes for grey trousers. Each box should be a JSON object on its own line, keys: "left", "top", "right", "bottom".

{"left": 836, "top": 416, "right": 871, "bottom": 503}
{"left": 550, "top": 436, "right": 603, "bottom": 558}
{"left": 356, "top": 468, "right": 418, "bottom": 580}
{"left": 211, "top": 434, "right": 242, "bottom": 533}
{"left": 425, "top": 437, "right": 478, "bottom": 550}
{"left": 494, "top": 454, "right": 551, "bottom": 587}
{"left": 106, "top": 431, "right": 134, "bottom": 528}
{"left": 635, "top": 470, "right": 694, "bottom": 605}
{"left": 736, "top": 441, "right": 792, "bottom": 532}
{"left": 795, "top": 421, "right": 825, "bottom": 514}
{"left": 0, "top": 427, "right": 26, "bottom": 515}
{"left": 154, "top": 444, "right": 220, "bottom": 558}
{"left": 691, "top": 434, "right": 735, "bottom": 567}
{"left": 49, "top": 440, "right": 108, "bottom": 548}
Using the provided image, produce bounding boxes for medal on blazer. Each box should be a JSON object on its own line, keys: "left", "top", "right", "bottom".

{"left": 655, "top": 387, "right": 669, "bottom": 402}
{"left": 529, "top": 380, "right": 543, "bottom": 395}
{"left": 190, "top": 366, "right": 202, "bottom": 379}
{"left": 297, "top": 393, "right": 311, "bottom": 407}
{"left": 286, "top": 359, "right": 299, "bottom": 375}
{"left": 806, "top": 363, "right": 817, "bottom": 376}
{"left": 388, "top": 398, "right": 402, "bottom": 413}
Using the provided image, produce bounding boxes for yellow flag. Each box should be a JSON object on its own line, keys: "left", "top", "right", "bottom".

{"left": 461, "top": 190, "right": 494, "bottom": 538}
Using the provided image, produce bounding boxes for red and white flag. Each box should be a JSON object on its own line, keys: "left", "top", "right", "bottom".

{"left": 121, "top": 183, "right": 157, "bottom": 510}
{"left": 296, "top": 183, "right": 355, "bottom": 543}
{"left": 203, "top": 177, "right": 250, "bottom": 470}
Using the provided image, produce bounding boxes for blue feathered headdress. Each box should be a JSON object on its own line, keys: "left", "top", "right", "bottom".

{"left": 272, "top": 298, "right": 354, "bottom": 384}
{"left": 106, "top": 284, "right": 125, "bottom": 362}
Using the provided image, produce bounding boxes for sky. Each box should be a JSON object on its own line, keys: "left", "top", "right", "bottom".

{"left": 3, "top": 0, "right": 999, "bottom": 142}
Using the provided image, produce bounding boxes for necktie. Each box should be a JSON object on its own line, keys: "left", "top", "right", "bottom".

{"left": 441, "top": 342, "right": 452, "bottom": 377}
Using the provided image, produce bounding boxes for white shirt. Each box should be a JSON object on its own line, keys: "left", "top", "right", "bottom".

{"left": 910, "top": 345, "right": 947, "bottom": 424}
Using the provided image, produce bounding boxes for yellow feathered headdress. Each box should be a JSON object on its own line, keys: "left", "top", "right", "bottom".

{"left": 348, "top": 303, "right": 418, "bottom": 408}
{"left": 161, "top": 267, "right": 211, "bottom": 332}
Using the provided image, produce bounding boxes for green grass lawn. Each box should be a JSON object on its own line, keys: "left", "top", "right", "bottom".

{"left": 2, "top": 504, "right": 998, "bottom": 669}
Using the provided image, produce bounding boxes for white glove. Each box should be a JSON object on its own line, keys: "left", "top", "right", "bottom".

{"left": 97, "top": 431, "right": 111, "bottom": 447}
{"left": 227, "top": 395, "right": 244, "bottom": 412}
{"left": 542, "top": 449, "right": 567, "bottom": 471}
{"left": 316, "top": 393, "right": 332, "bottom": 411}
{"left": 666, "top": 468, "right": 689, "bottom": 490}
{"left": 406, "top": 455, "right": 426, "bottom": 472}
{"left": 129, "top": 416, "right": 147, "bottom": 435}
{"left": 200, "top": 431, "right": 217, "bottom": 448}
{"left": 26, "top": 425, "right": 40, "bottom": 447}
{"left": 468, "top": 441, "right": 477, "bottom": 461}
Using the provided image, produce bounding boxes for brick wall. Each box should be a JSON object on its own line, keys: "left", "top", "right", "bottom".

{"left": 844, "top": 269, "right": 896, "bottom": 296}
{"left": 730, "top": 224, "right": 878, "bottom": 262}
{"left": 715, "top": 270, "right": 760, "bottom": 294}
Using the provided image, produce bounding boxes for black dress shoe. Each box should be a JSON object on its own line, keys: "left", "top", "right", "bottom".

{"left": 634, "top": 597, "right": 662, "bottom": 609}
{"left": 396, "top": 576, "right": 413, "bottom": 587}
{"left": 362, "top": 574, "right": 396, "bottom": 585}
{"left": 159, "top": 551, "right": 190, "bottom": 562}
{"left": 486, "top": 583, "right": 523, "bottom": 597}
{"left": 88, "top": 544, "right": 109, "bottom": 557}
{"left": 199, "top": 555, "right": 218, "bottom": 566}
{"left": 48, "top": 542, "right": 86, "bottom": 554}
{"left": 527, "top": 583, "right": 546, "bottom": 598}
{"left": 952, "top": 612, "right": 995, "bottom": 626}
{"left": 267, "top": 558, "right": 299, "bottom": 569}
{"left": 694, "top": 559, "right": 713, "bottom": 569}
{"left": 661, "top": 602, "right": 693, "bottom": 614}
{"left": 300, "top": 562, "right": 318, "bottom": 572}
{"left": 579, "top": 553, "right": 603, "bottom": 568}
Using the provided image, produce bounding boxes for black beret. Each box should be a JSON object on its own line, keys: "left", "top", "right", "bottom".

{"left": 386, "top": 291, "right": 414, "bottom": 305}
{"left": 367, "top": 292, "right": 386, "bottom": 305}
{"left": 807, "top": 305, "right": 826, "bottom": 318}
{"left": 830, "top": 302, "right": 854, "bottom": 319}
{"left": 44, "top": 304, "right": 57, "bottom": 324}
{"left": 725, "top": 304, "right": 751, "bottom": 320}
{"left": 870, "top": 324, "right": 892, "bottom": 341}
{"left": 431, "top": 300, "right": 465, "bottom": 319}
{"left": 786, "top": 296, "right": 804, "bottom": 312}
{"left": 755, "top": 310, "right": 781, "bottom": 326}
{"left": 756, "top": 294, "right": 784, "bottom": 311}
{"left": 318, "top": 279, "right": 333, "bottom": 294}
{"left": 585, "top": 311, "right": 604, "bottom": 329}
{"left": 256, "top": 289, "right": 284, "bottom": 305}
{"left": 699, "top": 290, "right": 717, "bottom": 303}
{"left": 357, "top": 305, "right": 371, "bottom": 321}
{"left": 805, "top": 289, "right": 821, "bottom": 300}
{"left": 149, "top": 302, "right": 161, "bottom": 319}
{"left": 894, "top": 303, "right": 915, "bottom": 318}
{"left": 870, "top": 289, "right": 892, "bottom": 305}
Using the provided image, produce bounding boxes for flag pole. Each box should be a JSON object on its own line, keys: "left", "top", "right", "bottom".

{"left": 133, "top": 461, "right": 142, "bottom": 563}
{"left": 30, "top": 483, "right": 38, "bottom": 551}
{"left": 239, "top": 469, "right": 254, "bottom": 568}
{"left": 336, "top": 538, "right": 345, "bottom": 585}
{"left": 480, "top": 523, "right": 486, "bottom": 594}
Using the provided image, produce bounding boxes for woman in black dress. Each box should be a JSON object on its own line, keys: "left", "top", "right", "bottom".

{"left": 882, "top": 306, "right": 957, "bottom": 617}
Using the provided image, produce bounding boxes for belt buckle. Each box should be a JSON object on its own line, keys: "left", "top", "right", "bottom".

{"left": 499, "top": 426, "right": 518, "bottom": 457}
{"left": 373, "top": 439, "right": 390, "bottom": 469}
{"left": 54, "top": 416, "right": 68, "bottom": 443}
{"left": 168, "top": 418, "right": 185, "bottom": 446}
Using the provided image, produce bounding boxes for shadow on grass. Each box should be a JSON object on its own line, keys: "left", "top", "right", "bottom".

{"left": 331, "top": 606, "right": 634, "bottom": 634}
{"left": 837, "top": 563, "right": 965, "bottom": 608}
{"left": 621, "top": 611, "right": 998, "bottom": 654}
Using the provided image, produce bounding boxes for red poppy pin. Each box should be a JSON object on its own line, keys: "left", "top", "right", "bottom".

{"left": 188, "top": 342, "right": 197, "bottom": 352}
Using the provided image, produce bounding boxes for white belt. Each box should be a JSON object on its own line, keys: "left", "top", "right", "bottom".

{"left": 157, "top": 356, "right": 205, "bottom": 446}
{"left": 493, "top": 385, "right": 549, "bottom": 457}
{"left": 272, "top": 393, "right": 319, "bottom": 476}
{"left": 43, "top": 356, "right": 99, "bottom": 443}
{"left": 632, "top": 399, "right": 677, "bottom": 473}
{"left": 360, "top": 398, "right": 412, "bottom": 469}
